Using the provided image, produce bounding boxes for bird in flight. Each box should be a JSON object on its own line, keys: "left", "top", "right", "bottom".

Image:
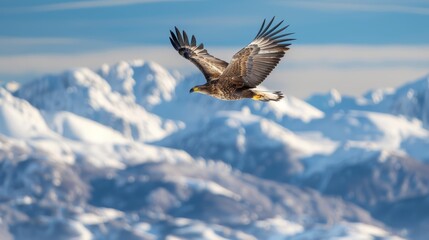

{"left": 169, "top": 17, "right": 293, "bottom": 102}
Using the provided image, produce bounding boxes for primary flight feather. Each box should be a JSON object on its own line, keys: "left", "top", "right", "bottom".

{"left": 169, "top": 17, "right": 294, "bottom": 102}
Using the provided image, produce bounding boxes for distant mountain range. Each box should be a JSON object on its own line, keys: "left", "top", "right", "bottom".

{"left": 1, "top": 59, "right": 428, "bottom": 239}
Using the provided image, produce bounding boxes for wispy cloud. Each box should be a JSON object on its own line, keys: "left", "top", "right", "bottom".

{"left": 0, "top": 37, "right": 112, "bottom": 55}
{"left": 0, "top": 37, "right": 84, "bottom": 46}
{"left": 282, "top": 0, "right": 429, "bottom": 15}
{"left": 287, "top": 45, "right": 429, "bottom": 67}
{"left": 15, "top": 0, "right": 193, "bottom": 12}
{"left": 0, "top": 45, "right": 428, "bottom": 98}
{"left": 270, "top": 66, "right": 428, "bottom": 98}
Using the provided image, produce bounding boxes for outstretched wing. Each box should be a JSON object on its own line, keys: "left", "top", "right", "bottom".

{"left": 219, "top": 17, "right": 294, "bottom": 87}
{"left": 169, "top": 27, "right": 228, "bottom": 82}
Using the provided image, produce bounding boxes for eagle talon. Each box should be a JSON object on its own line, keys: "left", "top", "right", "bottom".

{"left": 252, "top": 95, "right": 263, "bottom": 101}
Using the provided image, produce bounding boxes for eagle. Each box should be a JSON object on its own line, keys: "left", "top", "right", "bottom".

{"left": 169, "top": 17, "right": 293, "bottom": 102}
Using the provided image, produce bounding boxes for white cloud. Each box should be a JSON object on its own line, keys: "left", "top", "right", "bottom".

{"left": 282, "top": 0, "right": 429, "bottom": 15}
{"left": 14, "top": 0, "right": 193, "bottom": 12}
{"left": 0, "top": 46, "right": 182, "bottom": 73}
{"left": 0, "top": 44, "right": 428, "bottom": 99}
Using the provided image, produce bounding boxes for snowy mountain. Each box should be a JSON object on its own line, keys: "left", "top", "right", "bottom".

{"left": 15, "top": 67, "right": 180, "bottom": 142}
{"left": 307, "top": 75, "right": 429, "bottom": 128}
{"left": 1, "top": 59, "right": 428, "bottom": 239}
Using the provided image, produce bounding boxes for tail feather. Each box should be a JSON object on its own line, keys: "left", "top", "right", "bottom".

{"left": 251, "top": 90, "right": 284, "bottom": 102}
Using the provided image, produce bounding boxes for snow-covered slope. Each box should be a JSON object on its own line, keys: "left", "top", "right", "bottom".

{"left": 158, "top": 108, "right": 337, "bottom": 180}
{"left": 290, "top": 222, "right": 404, "bottom": 240}
{"left": 0, "top": 88, "right": 51, "bottom": 139}
{"left": 1, "top": 133, "right": 390, "bottom": 240}
{"left": 45, "top": 111, "right": 128, "bottom": 144}
{"left": 298, "top": 110, "right": 429, "bottom": 175}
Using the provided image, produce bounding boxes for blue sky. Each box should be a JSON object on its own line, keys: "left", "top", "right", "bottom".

{"left": 1, "top": 0, "right": 429, "bottom": 98}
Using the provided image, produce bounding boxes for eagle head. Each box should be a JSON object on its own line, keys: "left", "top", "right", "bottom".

{"left": 189, "top": 84, "right": 209, "bottom": 94}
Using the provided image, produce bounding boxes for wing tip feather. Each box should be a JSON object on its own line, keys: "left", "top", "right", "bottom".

{"left": 254, "top": 17, "right": 294, "bottom": 45}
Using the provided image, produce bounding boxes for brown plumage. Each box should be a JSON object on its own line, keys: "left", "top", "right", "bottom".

{"left": 169, "top": 17, "right": 294, "bottom": 101}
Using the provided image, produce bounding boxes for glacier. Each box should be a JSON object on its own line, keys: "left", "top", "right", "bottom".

{"left": 1, "top": 59, "right": 428, "bottom": 239}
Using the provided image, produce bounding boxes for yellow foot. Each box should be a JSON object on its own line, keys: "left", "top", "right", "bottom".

{"left": 252, "top": 94, "right": 263, "bottom": 100}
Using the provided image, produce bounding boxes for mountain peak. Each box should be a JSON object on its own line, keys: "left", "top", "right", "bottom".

{"left": 15, "top": 64, "right": 182, "bottom": 142}
{"left": 0, "top": 87, "right": 50, "bottom": 138}
{"left": 97, "top": 59, "right": 178, "bottom": 110}
{"left": 306, "top": 88, "right": 343, "bottom": 111}
{"left": 307, "top": 75, "right": 429, "bottom": 129}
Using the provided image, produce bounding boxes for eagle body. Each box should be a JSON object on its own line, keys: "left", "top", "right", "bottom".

{"left": 170, "top": 17, "right": 293, "bottom": 102}
{"left": 192, "top": 80, "right": 255, "bottom": 101}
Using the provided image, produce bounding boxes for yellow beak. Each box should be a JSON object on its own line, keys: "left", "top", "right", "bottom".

{"left": 190, "top": 87, "right": 199, "bottom": 93}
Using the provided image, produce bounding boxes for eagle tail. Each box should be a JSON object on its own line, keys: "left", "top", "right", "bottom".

{"left": 250, "top": 90, "right": 284, "bottom": 102}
